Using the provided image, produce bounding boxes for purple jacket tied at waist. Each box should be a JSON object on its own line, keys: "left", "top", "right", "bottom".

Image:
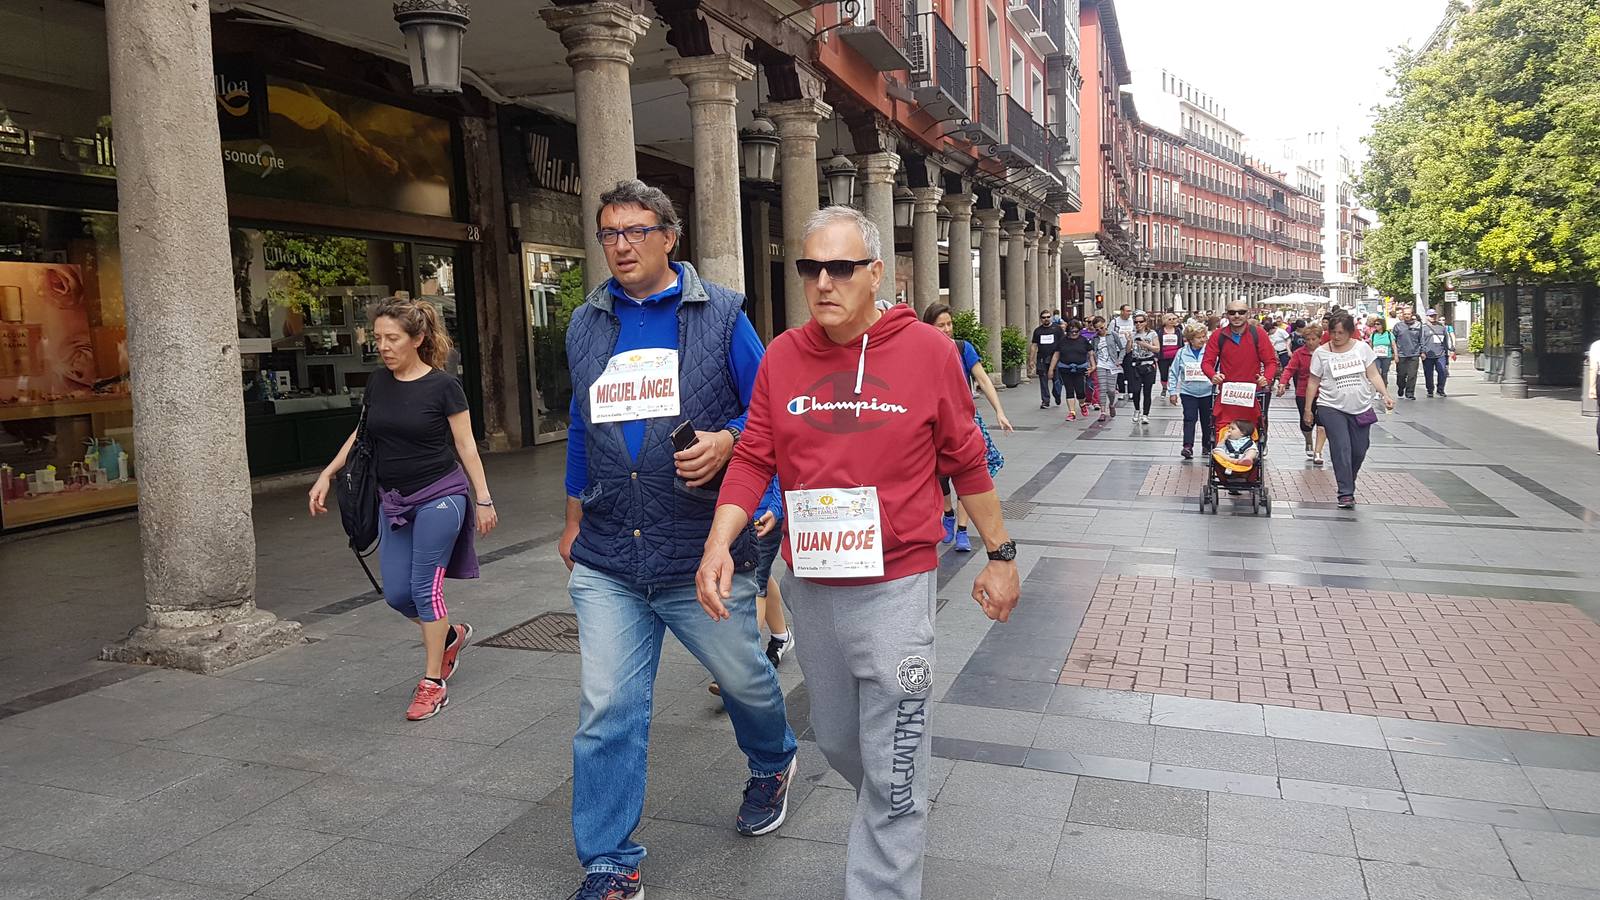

{"left": 379, "top": 467, "right": 480, "bottom": 580}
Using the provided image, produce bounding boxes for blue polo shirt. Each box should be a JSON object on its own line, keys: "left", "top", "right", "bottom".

{"left": 564, "top": 263, "right": 764, "bottom": 497}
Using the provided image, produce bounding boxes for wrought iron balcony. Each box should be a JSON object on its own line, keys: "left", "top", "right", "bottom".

{"left": 968, "top": 67, "right": 1002, "bottom": 145}
{"left": 910, "top": 13, "right": 969, "bottom": 122}
{"left": 999, "top": 96, "right": 1046, "bottom": 169}
{"left": 839, "top": 0, "right": 912, "bottom": 72}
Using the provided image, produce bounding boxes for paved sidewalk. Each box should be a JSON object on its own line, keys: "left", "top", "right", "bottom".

{"left": 4, "top": 367, "right": 1600, "bottom": 899}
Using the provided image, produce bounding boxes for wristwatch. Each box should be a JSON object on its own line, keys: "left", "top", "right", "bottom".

{"left": 724, "top": 425, "right": 742, "bottom": 445}
{"left": 987, "top": 540, "right": 1017, "bottom": 562}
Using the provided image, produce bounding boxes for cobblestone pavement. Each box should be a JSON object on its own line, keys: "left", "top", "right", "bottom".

{"left": 3, "top": 362, "right": 1600, "bottom": 899}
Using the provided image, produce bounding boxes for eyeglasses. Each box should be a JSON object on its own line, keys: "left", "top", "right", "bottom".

{"left": 795, "top": 258, "right": 874, "bottom": 281}
{"left": 596, "top": 225, "right": 669, "bottom": 246}
{"left": 1226, "top": 309, "right": 1248, "bottom": 315}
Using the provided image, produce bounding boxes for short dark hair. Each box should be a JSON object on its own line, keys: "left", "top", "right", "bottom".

{"left": 921, "top": 303, "right": 953, "bottom": 326}
{"left": 1326, "top": 310, "right": 1357, "bottom": 335}
{"left": 596, "top": 179, "right": 681, "bottom": 233}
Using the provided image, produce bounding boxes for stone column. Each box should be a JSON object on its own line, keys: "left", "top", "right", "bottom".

{"left": 769, "top": 97, "right": 831, "bottom": 329}
{"left": 101, "top": 0, "right": 299, "bottom": 671}
{"left": 975, "top": 208, "right": 1005, "bottom": 371}
{"left": 856, "top": 152, "right": 900, "bottom": 304}
{"left": 910, "top": 186, "right": 942, "bottom": 312}
{"left": 944, "top": 194, "right": 976, "bottom": 314}
{"left": 1045, "top": 235, "right": 1061, "bottom": 314}
{"left": 542, "top": 2, "right": 652, "bottom": 291}
{"left": 1003, "top": 220, "right": 1028, "bottom": 341}
{"left": 1022, "top": 227, "right": 1040, "bottom": 330}
{"left": 667, "top": 53, "right": 755, "bottom": 291}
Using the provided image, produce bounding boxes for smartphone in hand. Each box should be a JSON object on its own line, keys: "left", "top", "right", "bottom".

{"left": 670, "top": 420, "right": 698, "bottom": 452}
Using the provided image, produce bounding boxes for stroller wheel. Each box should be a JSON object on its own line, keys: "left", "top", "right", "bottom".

{"left": 1250, "top": 490, "right": 1260, "bottom": 515}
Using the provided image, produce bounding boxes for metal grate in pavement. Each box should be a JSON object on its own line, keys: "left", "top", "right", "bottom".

{"left": 1001, "top": 500, "right": 1037, "bottom": 520}
{"left": 479, "top": 612, "right": 581, "bottom": 653}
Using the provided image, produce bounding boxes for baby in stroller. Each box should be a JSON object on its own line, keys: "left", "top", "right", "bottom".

{"left": 1213, "top": 419, "right": 1260, "bottom": 469}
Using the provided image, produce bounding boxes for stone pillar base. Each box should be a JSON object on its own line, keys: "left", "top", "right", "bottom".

{"left": 1500, "top": 380, "right": 1529, "bottom": 399}
{"left": 103, "top": 610, "right": 303, "bottom": 674}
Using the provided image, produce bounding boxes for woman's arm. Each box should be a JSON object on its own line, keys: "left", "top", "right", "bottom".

{"left": 970, "top": 364, "right": 1013, "bottom": 432}
{"left": 449, "top": 410, "right": 499, "bottom": 535}
{"left": 308, "top": 428, "right": 359, "bottom": 516}
{"left": 1303, "top": 374, "right": 1322, "bottom": 424}
{"left": 1366, "top": 363, "right": 1395, "bottom": 410}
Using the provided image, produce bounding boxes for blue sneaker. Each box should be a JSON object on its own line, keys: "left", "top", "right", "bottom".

{"left": 954, "top": 530, "right": 972, "bottom": 552}
{"left": 736, "top": 754, "right": 796, "bottom": 836}
{"left": 941, "top": 514, "right": 956, "bottom": 544}
{"left": 568, "top": 871, "right": 642, "bottom": 900}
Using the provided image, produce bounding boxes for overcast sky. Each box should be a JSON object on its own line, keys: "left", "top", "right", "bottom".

{"left": 1113, "top": 0, "right": 1448, "bottom": 160}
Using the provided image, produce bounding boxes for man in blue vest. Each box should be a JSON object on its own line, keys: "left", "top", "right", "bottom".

{"left": 559, "top": 180, "right": 797, "bottom": 900}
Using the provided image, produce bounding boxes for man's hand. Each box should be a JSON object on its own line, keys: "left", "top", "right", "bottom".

{"left": 694, "top": 543, "right": 735, "bottom": 621}
{"left": 1211, "top": 372, "right": 1225, "bottom": 385}
{"left": 674, "top": 429, "right": 735, "bottom": 488}
{"left": 972, "top": 561, "right": 1020, "bottom": 622}
{"left": 1256, "top": 375, "right": 1269, "bottom": 388}
{"left": 1273, "top": 382, "right": 1286, "bottom": 397}
{"left": 559, "top": 522, "right": 579, "bottom": 571}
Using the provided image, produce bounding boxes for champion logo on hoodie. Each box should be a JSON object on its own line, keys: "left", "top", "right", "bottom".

{"left": 785, "top": 372, "right": 909, "bottom": 433}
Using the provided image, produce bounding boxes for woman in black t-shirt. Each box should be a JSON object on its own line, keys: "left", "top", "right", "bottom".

{"left": 1055, "top": 320, "right": 1097, "bottom": 422}
{"left": 310, "top": 297, "right": 498, "bottom": 722}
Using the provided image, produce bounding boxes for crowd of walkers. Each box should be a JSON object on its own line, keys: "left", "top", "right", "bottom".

{"left": 305, "top": 177, "right": 1448, "bottom": 900}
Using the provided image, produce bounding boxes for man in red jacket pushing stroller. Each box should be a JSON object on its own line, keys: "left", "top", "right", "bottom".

{"left": 1201, "top": 299, "right": 1280, "bottom": 456}
{"left": 697, "top": 205, "right": 1021, "bottom": 900}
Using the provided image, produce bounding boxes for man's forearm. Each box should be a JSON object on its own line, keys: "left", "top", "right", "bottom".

{"left": 565, "top": 496, "right": 582, "bottom": 529}
{"left": 957, "top": 490, "right": 1010, "bottom": 550}
{"left": 705, "top": 503, "right": 753, "bottom": 550}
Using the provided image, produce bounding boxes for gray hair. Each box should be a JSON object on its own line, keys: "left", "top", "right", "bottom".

{"left": 596, "top": 179, "right": 681, "bottom": 233}
{"left": 803, "top": 205, "right": 882, "bottom": 261}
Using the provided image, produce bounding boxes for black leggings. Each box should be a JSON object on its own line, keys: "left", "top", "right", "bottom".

{"left": 1158, "top": 356, "right": 1174, "bottom": 385}
{"left": 1057, "top": 366, "right": 1089, "bottom": 401}
{"left": 1128, "top": 363, "right": 1157, "bottom": 414}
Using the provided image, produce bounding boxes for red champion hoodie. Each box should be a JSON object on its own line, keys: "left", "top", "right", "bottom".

{"left": 718, "top": 305, "right": 995, "bottom": 585}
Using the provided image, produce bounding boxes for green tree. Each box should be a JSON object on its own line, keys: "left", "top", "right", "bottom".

{"left": 1360, "top": 0, "right": 1600, "bottom": 297}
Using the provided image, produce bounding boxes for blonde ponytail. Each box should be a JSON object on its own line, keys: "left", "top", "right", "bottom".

{"left": 371, "top": 296, "right": 453, "bottom": 370}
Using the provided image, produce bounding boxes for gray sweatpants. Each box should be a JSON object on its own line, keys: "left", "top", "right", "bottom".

{"left": 781, "top": 569, "right": 937, "bottom": 900}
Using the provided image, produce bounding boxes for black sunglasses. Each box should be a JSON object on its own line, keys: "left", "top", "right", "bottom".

{"left": 1227, "top": 309, "right": 1248, "bottom": 315}
{"left": 795, "top": 258, "right": 874, "bottom": 281}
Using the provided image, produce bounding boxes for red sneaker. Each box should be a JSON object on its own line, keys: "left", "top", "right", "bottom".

{"left": 440, "top": 622, "right": 473, "bottom": 681}
{"left": 405, "top": 679, "right": 448, "bottom": 721}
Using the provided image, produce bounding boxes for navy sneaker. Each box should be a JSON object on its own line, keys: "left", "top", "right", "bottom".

{"left": 941, "top": 514, "right": 956, "bottom": 544}
{"left": 569, "top": 871, "right": 642, "bottom": 900}
{"left": 954, "top": 530, "right": 972, "bottom": 552}
{"left": 736, "top": 754, "right": 797, "bottom": 836}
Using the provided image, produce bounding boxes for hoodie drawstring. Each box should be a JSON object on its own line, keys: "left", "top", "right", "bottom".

{"left": 854, "top": 332, "right": 868, "bottom": 398}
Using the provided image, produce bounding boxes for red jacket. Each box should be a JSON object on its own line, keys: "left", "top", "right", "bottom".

{"left": 1201, "top": 323, "right": 1279, "bottom": 425}
{"left": 719, "top": 305, "right": 993, "bottom": 585}
{"left": 1279, "top": 344, "right": 1314, "bottom": 397}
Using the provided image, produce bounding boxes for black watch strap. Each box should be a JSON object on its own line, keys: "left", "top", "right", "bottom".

{"left": 987, "top": 540, "right": 1017, "bottom": 562}
{"left": 724, "top": 425, "right": 742, "bottom": 445}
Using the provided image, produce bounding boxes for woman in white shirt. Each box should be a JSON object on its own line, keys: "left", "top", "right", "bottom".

{"left": 1304, "top": 310, "right": 1395, "bottom": 509}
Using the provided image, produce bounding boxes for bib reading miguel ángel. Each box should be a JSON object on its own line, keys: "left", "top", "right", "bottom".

{"left": 785, "top": 487, "right": 885, "bottom": 578}
{"left": 590, "top": 348, "right": 680, "bottom": 424}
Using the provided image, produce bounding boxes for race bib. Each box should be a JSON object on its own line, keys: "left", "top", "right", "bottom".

{"left": 1375, "top": 343, "right": 1391, "bottom": 358}
{"left": 1432, "top": 334, "right": 1445, "bottom": 344}
{"left": 1184, "top": 364, "right": 1211, "bottom": 383}
{"left": 588, "top": 349, "right": 680, "bottom": 423}
{"left": 785, "top": 487, "right": 884, "bottom": 578}
{"left": 1326, "top": 351, "right": 1366, "bottom": 380}
{"left": 1038, "top": 334, "right": 1055, "bottom": 345}
{"left": 1162, "top": 334, "right": 1179, "bottom": 347}
{"left": 1219, "top": 382, "right": 1258, "bottom": 408}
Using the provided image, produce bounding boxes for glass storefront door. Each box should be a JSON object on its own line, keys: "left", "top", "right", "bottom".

{"left": 524, "top": 244, "right": 582, "bottom": 442}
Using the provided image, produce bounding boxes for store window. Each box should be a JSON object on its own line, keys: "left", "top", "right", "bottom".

{"left": 524, "top": 245, "right": 583, "bottom": 442}
{"left": 0, "top": 203, "right": 132, "bottom": 529}
{"left": 231, "top": 227, "right": 469, "bottom": 474}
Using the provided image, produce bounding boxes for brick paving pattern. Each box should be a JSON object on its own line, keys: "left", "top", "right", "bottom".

{"left": 1059, "top": 576, "right": 1600, "bottom": 735}
{"left": 1138, "top": 464, "right": 1449, "bottom": 508}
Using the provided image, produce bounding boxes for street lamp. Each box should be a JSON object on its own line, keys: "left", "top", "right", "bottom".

{"left": 893, "top": 186, "right": 914, "bottom": 229}
{"left": 936, "top": 209, "right": 952, "bottom": 242}
{"left": 394, "top": 0, "right": 471, "bottom": 95}
{"left": 820, "top": 151, "right": 857, "bottom": 206}
{"left": 738, "top": 111, "right": 779, "bottom": 183}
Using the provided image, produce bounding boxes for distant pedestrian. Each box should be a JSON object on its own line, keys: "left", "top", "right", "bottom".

{"left": 1092, "top": 316, "right": 1125, "bottom": 422}
{"left": 925, "top": 303, "right": 1013, "bottom": 552}
{"left": 1277, "top": 322, "right": 1327, "bottom": 465}
{"left": 1391, "top": 307, "right": 1424, "bottom": 400}
{"left": 1111, "top": 304, "right": 1136, "bottom": 399}
{"left": 1268, "top": 318, "right": 1292, "bottom": 369}
{"left": 1128, "top": 313, "right": 1160, "bottom": 424}
{"left": 308, "top": 296, "right": 495, "bottom": 722}
{"left": 1367, "top": 316, "right": 1393, "bottom": 387}
{"left": 1421, "top": 309, "right": 1455, "bottom": 397}
{"left": 1157, "top": 312, "right": 1182, "bottom": 390}
{"left": 1053, "top": 317, "right": 1097, "bottom": 422}
{"left": 1304, "top": 310, "right": 1395, "bottom": 509}
{"left": 1029, "top": 309, "right": 1063, "bottom": 409}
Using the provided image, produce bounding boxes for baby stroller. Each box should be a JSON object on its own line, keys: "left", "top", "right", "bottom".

{"left": 1198, "top": 383, "right": 1271, "bottom": 516}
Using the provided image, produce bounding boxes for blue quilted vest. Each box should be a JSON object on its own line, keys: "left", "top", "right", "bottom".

{"left": 567, "top": 262, "right": 756, "bottom": 586}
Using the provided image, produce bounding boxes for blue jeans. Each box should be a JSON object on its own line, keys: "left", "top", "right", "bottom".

{"left": 568, "top": 562, "right": 797, "bottom": 876}
{"left": 379, "top": 494, "right": 466, "bottom": 622}
{"left": 753, "top": 528, "right": 783, "bottom": 597}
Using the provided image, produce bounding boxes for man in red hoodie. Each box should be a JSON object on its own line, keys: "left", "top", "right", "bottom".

{"left": 1202, "top": 299, "right": 1280, "bottom": 450}
{"left": 697, "top": 205, "right": 1020, "bottom": 900}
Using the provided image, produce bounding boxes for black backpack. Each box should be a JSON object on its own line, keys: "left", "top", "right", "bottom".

{"left": 335, "top": 399, "right": 382, "bottom": 592}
